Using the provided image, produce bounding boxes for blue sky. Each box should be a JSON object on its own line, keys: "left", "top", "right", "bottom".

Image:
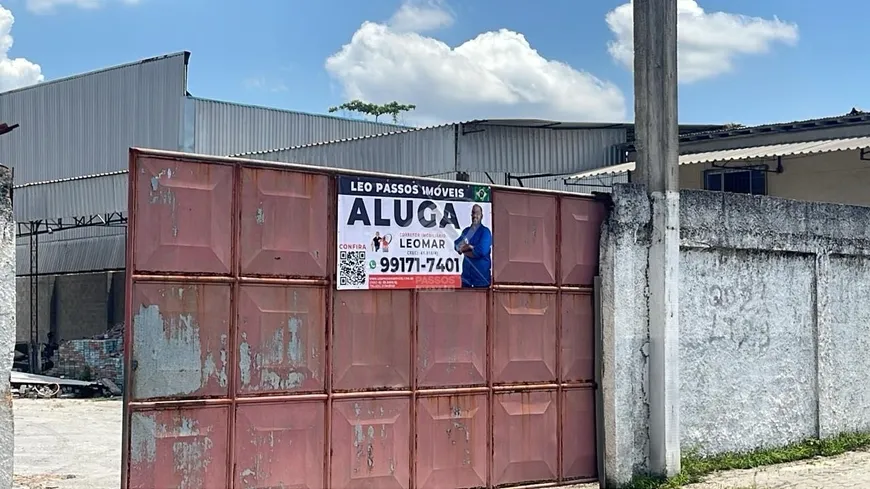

{"left": 1, "top": 0, "right": 868, "bottom": 126}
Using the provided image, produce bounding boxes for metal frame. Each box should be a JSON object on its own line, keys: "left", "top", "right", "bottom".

{"left": 703, "top": 164, "right": 770, "bottom": 196}
{"left": 16, "top": 212, "right": 127, "bottom": 238}
{"left": 19, "top": 211, "right": 127, "bottom": 374}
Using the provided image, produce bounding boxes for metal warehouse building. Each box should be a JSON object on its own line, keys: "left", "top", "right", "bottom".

{"left": 7, "top": 51, "right": 403, "bottom": 361}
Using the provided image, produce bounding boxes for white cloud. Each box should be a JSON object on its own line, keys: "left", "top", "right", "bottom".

{"left": 26, "top": 0, "right": 139, "bottom": 15}
{"left": 606, "top": 0, "right": 799, "bottom": 83}
{"left": 326, "top": 3, "right": 626, "bottom": 123}
{"left": 388, "top": 0, "right": 454, "bottom": 33}
{"left": 0, "top": 6, "right": 42, "bottom": 93}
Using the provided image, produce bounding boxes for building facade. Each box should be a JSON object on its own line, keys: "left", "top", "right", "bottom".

{"left": 569, "top": 110, "right": 870, "bottom": 205}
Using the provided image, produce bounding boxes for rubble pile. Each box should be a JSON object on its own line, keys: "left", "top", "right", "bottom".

{"left": 93, "top": 322, "right": 124, "bottom": 340}
{"left": 46, "top": 325, "right": 125, "bottom": 390}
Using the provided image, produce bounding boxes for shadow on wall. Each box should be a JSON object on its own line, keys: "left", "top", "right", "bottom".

{"left": 15, "top": 270, "right": 125, "bottom": 343}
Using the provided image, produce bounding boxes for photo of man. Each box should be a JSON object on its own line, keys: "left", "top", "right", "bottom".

{"left": 372, "top": 231, "right": 381, "bottom": 252}
{"left": 453, "top": 204, "right": 492, "bottom": 288}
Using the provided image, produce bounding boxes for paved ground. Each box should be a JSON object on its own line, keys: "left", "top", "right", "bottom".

{"left": 10, "top": 398, "right": 870, "bottom": 488}
{"left": 684, "top": 449, "right": 870, "bottom": 489}
{"left": 13, "top": 398, "right": 121, "bottom": 489}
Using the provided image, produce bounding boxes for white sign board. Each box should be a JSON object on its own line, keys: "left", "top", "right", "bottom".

{"left": 336, "top": 175, "right": 493, "bottom": 290}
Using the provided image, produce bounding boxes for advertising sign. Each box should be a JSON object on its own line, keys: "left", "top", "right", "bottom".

{"left": 336, "top": 175, "right": 493, "bottom": 290}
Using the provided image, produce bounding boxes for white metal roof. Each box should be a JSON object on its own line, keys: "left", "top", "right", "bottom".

{"left": 568, "top": 136, "right": 870, "bottom": 180}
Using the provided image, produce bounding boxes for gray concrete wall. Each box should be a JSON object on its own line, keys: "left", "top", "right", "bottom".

{"left": 15, "top": 271, "right": 122, "bottom": 344}
{"left": 0, "top": 167, "right": 15, "bottom": 488}
{"left": 602, "top": 184, "right": 870, "bottom": 485}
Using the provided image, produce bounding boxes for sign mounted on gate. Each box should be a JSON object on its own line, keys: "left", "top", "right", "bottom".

{"left": 336, "top": 175, "right": 493, "bottom": 290}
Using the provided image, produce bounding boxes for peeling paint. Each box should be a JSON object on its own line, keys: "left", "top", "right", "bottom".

{"left": 353, "top": 424, "right": 365, "bottom": 448}
{"left": 237, "top": 427, "right": 293, "bottom": 488}
{"left": 238, "top": 313, "right": 310, "bottom": 391}
{"left": 130, "top": 414, "right": 158, "bottom": 464}
{"left": 172, "top": 435, "right": 213, "bottom": 489}
{"left": 239, "top": 333, "right": 252, "bottom": 386}
{"left": 287, "top": 317, "right": 303, "bottom": 364}
{"left": 132, "top": 301, "right": 227, "bottom": 399}
{"left": 148, "top": 168, "right": 179, "bottom": 237}
{"left": 202, "top": 334, "right": 229, "bottom": 389}
{"left": 351, "top": 419, "right": 393, "bottom": 476}
{"left": 153, "top": 416, "right": 215, "bottom": 489}
{"left": 255, "top": 206, "right": 265, "bottom": 225}
{"left": 130, "top": 412, "right": 220, "bottom": 489}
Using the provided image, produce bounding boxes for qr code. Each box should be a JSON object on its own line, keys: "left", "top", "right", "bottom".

{"left": 339, "top": 251, "right": 367, "bottom": 286}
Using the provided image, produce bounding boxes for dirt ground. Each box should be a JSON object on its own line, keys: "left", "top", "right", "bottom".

{"left": 13, "top": 398, "right": 121, "bottom": 489}
{"left": 10, "top": 398, "right": 870, "bottom": 489}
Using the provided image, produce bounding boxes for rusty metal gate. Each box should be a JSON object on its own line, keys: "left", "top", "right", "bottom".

{"left": 122, "top": 148, "right": 603, "bottom": 489}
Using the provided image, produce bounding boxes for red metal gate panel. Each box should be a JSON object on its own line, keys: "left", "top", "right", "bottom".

{"left": 123, "top": 149, "right": 603, "bottom": 489}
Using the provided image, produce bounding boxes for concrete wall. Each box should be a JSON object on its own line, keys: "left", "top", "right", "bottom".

{"left": 0, "top": 168, "right": 15, "bottom": 488}
{"left": 15, "top": 271, "right": 124, "bottom": 344}
{"left": 678, "top": 149, "right": 870, "bottom": 206}
{"left": 601, "top": 184, "right": 870, "bottom": 485}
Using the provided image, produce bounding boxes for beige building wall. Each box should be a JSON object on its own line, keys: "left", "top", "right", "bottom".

{"left": 667, "top": 149, "right": 870, "bottom": 206}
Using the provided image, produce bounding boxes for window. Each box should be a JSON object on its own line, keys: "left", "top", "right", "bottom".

{"left": 704, "top": 167, "right": 767, "bottom": 195}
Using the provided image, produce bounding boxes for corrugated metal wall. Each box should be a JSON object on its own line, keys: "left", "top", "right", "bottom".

{"left": 457, "top": 124, "right": 626, "bottom": 174}
{"left": 250, "top": 123, "right": 627, "bottom": 187}
{"left": 0, "top": 52, "right": 187, "bottom": 186}
{"left": 14, "top": 172, "right": 128, "bottom": 222}
{"left": 17, "top": 226, "right": 125, "bottom": 275}
{"left": 255, "top": 125, "right": 457, "bottom": 175}
{"left": 185, "top": 97, "right": 405, "bottom": 156}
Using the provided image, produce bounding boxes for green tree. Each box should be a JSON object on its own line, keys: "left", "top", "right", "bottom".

{"left": 328, "top": 99, "right": 416, "bottom": 123}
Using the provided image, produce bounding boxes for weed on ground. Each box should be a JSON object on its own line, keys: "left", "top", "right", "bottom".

{"left": 620, "top": 431, "right": 870, "bottom": 489}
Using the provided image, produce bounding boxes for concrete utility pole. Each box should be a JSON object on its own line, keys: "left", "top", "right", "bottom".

{"left": 633, "top": 0, "right": 681, "bottom": 478}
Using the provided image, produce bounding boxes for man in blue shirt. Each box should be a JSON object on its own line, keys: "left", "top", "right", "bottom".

{"left": 453, "top": 204, "right": 492, "bottom": 288}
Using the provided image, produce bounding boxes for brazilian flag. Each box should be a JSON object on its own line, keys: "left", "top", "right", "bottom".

{"left": 472, "top": 185, "right": 491, "bottom": 203}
